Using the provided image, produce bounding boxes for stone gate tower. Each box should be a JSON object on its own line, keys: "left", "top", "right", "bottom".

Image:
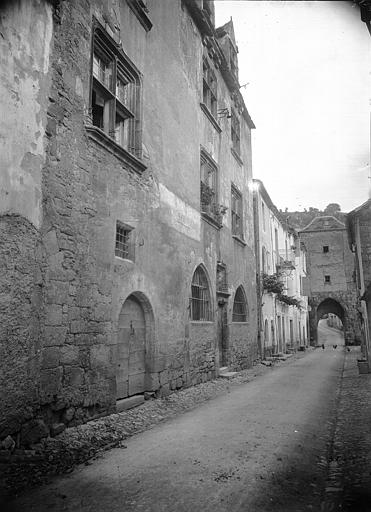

{"left": 299, "top": 216, "right": 361, "bottom": 345}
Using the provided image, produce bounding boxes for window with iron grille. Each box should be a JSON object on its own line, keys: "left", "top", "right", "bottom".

{"left": 202, "top": 58, "right": 217, "bottom": 118}
{"left": 231, "top": 109, "right": 240, "bottom": 155}
{"left": 91, "top": 23, "right": 141, "bottom": 158}
{"left": 324, "top": 275, "right": 331, "bottom": 284}
{"left": 115, "top": 222, "right": 134, "bottom": 261}
{"left": 190, "top": 266, "right": 213, "bottom": 321}
{"left": 200, "top": 151, "right": 218, "bottom": 216}
{"left": 323, "top": 245, "right": 329, "bottom": 253}
{"left": 231, "top": 185, "right": 243, "bottom": 238}
{"left": 232, "top": 286, "right": 248, "bottom": 322}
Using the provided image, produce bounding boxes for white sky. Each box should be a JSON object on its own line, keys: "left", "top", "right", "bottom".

{"left": 215, "top": 1, "right": 371, "bottom": 212}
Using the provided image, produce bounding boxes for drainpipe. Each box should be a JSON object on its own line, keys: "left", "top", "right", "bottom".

{"left": 252, "top": 185, "right": 263, "bottom": 359}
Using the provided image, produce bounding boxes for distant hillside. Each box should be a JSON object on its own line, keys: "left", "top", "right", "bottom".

{"left": 278, "top": 207, "right": 346, "bottom": 231}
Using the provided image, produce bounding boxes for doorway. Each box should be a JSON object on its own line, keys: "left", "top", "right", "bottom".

{"left": 117, "top": 294, "right": 146, "bottom": 399}
{"left": 217, "top": 301, "right": 228, "bottom": 366}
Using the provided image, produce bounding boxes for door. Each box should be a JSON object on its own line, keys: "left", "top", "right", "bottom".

{"left": 117, "top": 295, "right": 146, "bottom": 399}
{"left": 271, "top": 320, "right": 275, "bottom": 353}
{"left": 277, "top": 316, "right": 282, "bottom": 353}
{"left": 289, "top": 319, "right": 294, "bottom": 346}
{"left": 217, "top": 302, "right": 228, "bottom": 366}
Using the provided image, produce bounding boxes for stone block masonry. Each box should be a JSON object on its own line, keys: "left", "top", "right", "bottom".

{"left": 0, "top": 215, "right": 43, "bottom": 439}
{"left": 0, "top": 0, "right": 258, "bottom": 449}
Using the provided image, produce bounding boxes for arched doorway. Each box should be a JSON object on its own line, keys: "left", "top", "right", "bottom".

{"left": 316, "top": 298, "right": 345, "bottom": 347}
{"left": 117, "top": 293, "right": 152, "bottom": 399}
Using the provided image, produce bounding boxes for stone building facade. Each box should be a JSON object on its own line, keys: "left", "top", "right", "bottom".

{"left": 0, "top": 0, "right": 258, "bottom": 445}
{"left": 299, "top": 216, "right": 361, "bottom": 345}
{"left": 253, "top": 180, "right": 309, "bottom": 357}
{"left": 347, "top": 199, "right": 371, "bottom": 368}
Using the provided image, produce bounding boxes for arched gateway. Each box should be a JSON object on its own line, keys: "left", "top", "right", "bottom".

{"left": 116, "top": 293, "right": 154, "bottom": 399}
{"left": 309, "top": 297, "right": 355, "bottom": 345}
{"left": 299, "top": 215, "right": 362, "bottom": 346}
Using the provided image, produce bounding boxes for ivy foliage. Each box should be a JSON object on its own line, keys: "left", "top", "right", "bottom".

{"left": 262, "top": 273, "right": 302, "bottom": 309}
{"left": 262, "top": 273, "right": 284, "bottom": 294}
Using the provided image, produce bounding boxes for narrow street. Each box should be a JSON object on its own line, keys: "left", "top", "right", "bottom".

{"left": 5, "top": 321, "right": 353, "bottom": 512}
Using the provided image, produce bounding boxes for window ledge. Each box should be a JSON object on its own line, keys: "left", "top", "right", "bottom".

{"left": 190, "top": 321, "right": 214, "bottom": 324}
{"left": 231, "top": 147, "right": 243, "bottom": 166}
{"left": 86, "top": 125, "right": 147, "bottom": 174}
{"left": 216, "top": 289, "right": 230, "bottom": 297}
{"left": 114, "top": 256, "right": 135, "bottom": 264}
{"left": 232, "top": 234, "right": 247, "bottom": 246}
{"left": 201, "top": 211, "right": 223, "bottom": 230}
{"left": 231, "top": 321, "right": 249, "bottom": 325}
{"left": 200, "top": 103, "right": 222, "bottom": 133}
{"left": 127, "top": 0, "right": 152, "bottom": 32}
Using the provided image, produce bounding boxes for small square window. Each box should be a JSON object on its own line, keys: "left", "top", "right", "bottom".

{"left": 323, "top": 246, "right": 329, "bottom": 253}
{"left": 324, "top": 275, "right": 331, "bottom": 283}
{"left": 115, "top": 222, "right": 134, "bottom": 261}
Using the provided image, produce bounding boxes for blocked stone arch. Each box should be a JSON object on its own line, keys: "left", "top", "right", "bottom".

{"left": 309, "top": 296, "right": 356, "bottom": 346}
{"left": 116, "top": 291, "right": 155, "bottom": 400}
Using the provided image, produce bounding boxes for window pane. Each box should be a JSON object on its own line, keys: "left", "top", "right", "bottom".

{"left": 190, "top": 267, "right": 212, "bottom": 321}
{"left": 232, "top": 286, "right": 247, "bottom": 322}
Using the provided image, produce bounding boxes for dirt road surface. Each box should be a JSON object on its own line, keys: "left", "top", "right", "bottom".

{"left": 5, "top": 321, "right": 346, "bottom": 512}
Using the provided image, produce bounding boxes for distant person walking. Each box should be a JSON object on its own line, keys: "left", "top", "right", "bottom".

{"left": 321, "top": 344, "right": 325, "bottom": 350}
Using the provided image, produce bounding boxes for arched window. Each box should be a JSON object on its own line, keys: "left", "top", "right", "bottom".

{"left": 190, "top": 266, "right": 213, "bottom": 321}
{"left": 232, "top": 286, "right": 248, "bottom": 322}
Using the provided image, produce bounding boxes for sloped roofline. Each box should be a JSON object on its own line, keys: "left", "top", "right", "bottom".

{"left": 299, "top": 215, "right": 346, "bottom": 233}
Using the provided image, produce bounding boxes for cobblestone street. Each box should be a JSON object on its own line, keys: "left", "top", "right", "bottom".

{"left": 321, "top": 346, "right": 371, "bottom": 511}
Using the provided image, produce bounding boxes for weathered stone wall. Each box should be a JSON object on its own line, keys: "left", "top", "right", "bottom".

{"left": 0, "top": 0, "right": 53, "bottom": 226}
{"left": 357, "top": 202, "right": 371, "bottom": 289}
{"left": 40, "top": 0, "right": 258, "bottom": 419}
{"left": 300, "top": 223, "right": 361, "bottom": 345}
{"left": 228, "top": 323, "right": 257, "bottom": 370}
{"left": 0, "top": 215, "right": 43, "bottom": 440}
{"left": 0, "top": 0, "right": 53, "bottom": 444}
{"left": 0, "top": 0, "right": 258, "bottom": 446}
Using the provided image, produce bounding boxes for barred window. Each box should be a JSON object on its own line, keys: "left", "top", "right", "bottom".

{"left": 203, "top": 58, "right": 217, "bottom": 118}
{"left": 231, "top": 109, "right": 240, "bottom": 155}
{"left": 115, "top": 222, "right": 134, "bottom": 261}
{"left": 190, "top": 266, "right": 213, "bottom": 321}
{"left": 231, "top": 185, "right": 243, "bottom": 238}
{"left": 232, "top": 286, "right": 248, "bottom": 322}
{"left": 91, "top": 22, "right": 142, "bottom": 158}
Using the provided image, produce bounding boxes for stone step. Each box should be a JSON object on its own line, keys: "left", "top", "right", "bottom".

{"left": 116, "top": 395, "right": 144, "bottom": 413}
{"left": 219, "top": 371, "right": 238, "bottom": 379}
{"left": 219, "top": 366, "right": 229, "bottom": 373}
